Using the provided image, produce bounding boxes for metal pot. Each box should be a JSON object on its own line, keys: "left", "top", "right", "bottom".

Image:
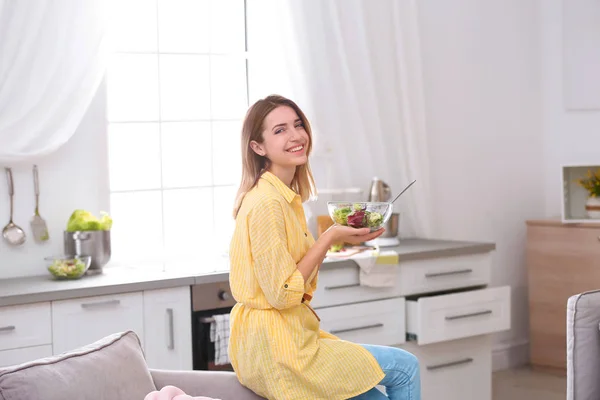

{"left": 64, "top": 230, "right": 111, "bottom": 275}
{"left": 381, "top": 213, "right": 399, "bottom": 238}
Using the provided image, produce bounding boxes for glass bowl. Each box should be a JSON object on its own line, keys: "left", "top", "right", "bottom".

{"left": 327, "top": 201, "right": 393, "bottom": 232}
{"left": 45, "top": 255, "right": 92, "bottom": 280}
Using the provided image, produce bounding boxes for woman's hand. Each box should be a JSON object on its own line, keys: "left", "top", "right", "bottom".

{"left": 325, "top": 225, "right": 385, "bottom": 245}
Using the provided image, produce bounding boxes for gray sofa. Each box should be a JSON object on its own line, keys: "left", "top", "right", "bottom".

{"left": 0, "top": 330, "right": 263, "bottom": 400}
{"left": 567, "top": 289, "right": 600, "bottom": 400}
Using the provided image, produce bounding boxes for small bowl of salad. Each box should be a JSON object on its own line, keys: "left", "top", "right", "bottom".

{"left": 45, "top": 255, "right": 92, "bottom": 280}
{"left": 327, "top": 202, "right": 393, "bottom": 232}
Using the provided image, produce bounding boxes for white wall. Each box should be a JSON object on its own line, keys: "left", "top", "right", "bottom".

{"left": 541, "top": 0, "right": 600, "bottom": 216}
{"left": 417, "top": 0, "right": 545, "bottom": 360}
{"left": 0, "top": 84, "right": 108, "bottom": 279}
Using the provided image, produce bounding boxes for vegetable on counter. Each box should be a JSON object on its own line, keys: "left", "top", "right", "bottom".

{"left": 332, "top": 203, "right": 383, "bottom": 229}
{"left": 66, "top": 210, "right": 112, "bottom": 232}
{"left": 48, "top": 258, "right": 87, "bottom": 279}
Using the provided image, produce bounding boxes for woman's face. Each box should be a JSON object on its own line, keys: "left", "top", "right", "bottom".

{"left": 251, "top": 105, "right": 309, "bottom": 169}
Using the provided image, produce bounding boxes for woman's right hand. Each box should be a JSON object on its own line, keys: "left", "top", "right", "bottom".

{"left": 325, "top": 225, "right": 385, "bottom": 245}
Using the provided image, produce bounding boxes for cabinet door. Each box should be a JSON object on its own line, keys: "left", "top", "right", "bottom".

{"left": 143, "top": 286, "right": 192, "bottom": 370}
{"left": 527, "top": 222, "right": 600, "bottom": 370}
{"left": 0, "top": 345, "right": 53, "bottom": 368}
{"left": 52, "top": 292, "right": 144, "bottom": 355}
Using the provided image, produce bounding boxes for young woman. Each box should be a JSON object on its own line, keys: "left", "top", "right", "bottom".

{"left": 227, "top": 95, "right": 421, "bottom": 400}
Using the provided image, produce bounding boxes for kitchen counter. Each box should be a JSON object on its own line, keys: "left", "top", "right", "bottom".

{"left": 0, "top": 238, "right": 494, "bottom": 307}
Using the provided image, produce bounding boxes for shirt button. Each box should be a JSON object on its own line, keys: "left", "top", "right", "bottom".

{"left": 284, "top": 284, "right": 288, "bottom": 288}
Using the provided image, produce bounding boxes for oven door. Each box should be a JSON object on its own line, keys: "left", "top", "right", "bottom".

{"left": 192, "top": 306, "right": 234, "bottom": 371}
{"left": 191, "top": 282, "right": 236, "bottom": 371}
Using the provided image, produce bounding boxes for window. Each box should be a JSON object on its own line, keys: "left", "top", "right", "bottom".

{"left": 105, "top": 0, "right": 247, "bottom": 269}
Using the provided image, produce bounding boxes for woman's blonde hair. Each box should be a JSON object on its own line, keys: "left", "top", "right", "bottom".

{"left": 232, "top": 95, "right": 317, "bottom": 218}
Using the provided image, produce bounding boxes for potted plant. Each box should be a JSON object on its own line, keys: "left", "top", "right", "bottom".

{"left": 577, "top": 169, "right": 600, "bottom": 219}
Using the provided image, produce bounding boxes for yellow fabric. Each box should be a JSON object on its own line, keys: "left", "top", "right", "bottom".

{"left": 228, "top": 171, "right": 385, "bottom": 400}
{"left": 375, "top": 251, "right": 400, "bottom": 265}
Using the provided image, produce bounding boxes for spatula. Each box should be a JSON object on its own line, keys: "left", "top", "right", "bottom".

{"left": 31, "top": 165, "right": 49, "bottom": 242}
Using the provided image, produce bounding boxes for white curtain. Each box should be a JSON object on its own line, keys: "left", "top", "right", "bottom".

{"left": 0, "top": 0, "right": 107, "bottom": 163}
{"left": 247, "top": 0, "right": 434, "bottom": 238}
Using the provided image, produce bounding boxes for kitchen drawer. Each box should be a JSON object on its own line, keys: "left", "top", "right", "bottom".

{"left": 311, "top": 265, "right": 403, "bottom": 309}
{"left": 406, "top": 286, "right": 510, "bottom": 345}
{"left": 398, "top": 252, "right": 492, "bottom": 296}
{"left": 52, "top": 292, "right": 144, "bottom": 355}
{"left": 401, "top": 335, "right": 492, "bottom": 400}
{"left": 0, "top": 345, "right": 53, "bottom": 368}
{"left": 0, "top": 302, "right": 51, "bottom": 351}
{"left": 319, "top": 298, "right": 405, "bottom": 346}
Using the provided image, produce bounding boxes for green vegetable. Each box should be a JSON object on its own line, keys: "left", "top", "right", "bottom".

{"left": 332, "top": 206, "right": 353, "bottom": 225}
{"left": 332, "top": 204, "right": 384, "bottom": 229}
{"left": 367, "top": 212, "right": 383, "bottom": 227}
{"left": 329, "top": 243, "right": 344, "bottom": 252}
{"left": 66, "top": 210, "right": 112, "bottom": 232}
{"left": 48, "top": 258, "right": 86, "bottom": 279}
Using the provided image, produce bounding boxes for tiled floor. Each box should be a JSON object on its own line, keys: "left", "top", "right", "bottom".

{"left": 493, "top": 367, "right": 566, "bottom": 400}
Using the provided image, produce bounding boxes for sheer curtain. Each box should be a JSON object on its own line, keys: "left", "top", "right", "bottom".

{"left": 247, "top": 0, "right": 434, "bottom": 237}
{"left": 0, "top": 0, "right": 107, "bottom": 163}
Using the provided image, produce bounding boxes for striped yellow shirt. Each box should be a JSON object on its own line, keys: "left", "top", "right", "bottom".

{"left": 228, "top": 171, "right": 384, "bottom": 400}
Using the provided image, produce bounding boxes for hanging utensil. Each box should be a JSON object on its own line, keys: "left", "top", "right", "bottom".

{"left": 390, "top": 179, "right": 417, "bottom": 205}
{"left": 31, "top": 165, "right": 49, "bottom": 242}
{"left": 3, "top": 168, "right": 26, "bottom": 246}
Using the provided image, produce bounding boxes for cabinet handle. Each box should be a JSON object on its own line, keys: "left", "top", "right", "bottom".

{"left": 427, "top": 357, "right": 474, "bottom": 371}
{"left": 445, "top": 310, "right": 492, "bottom": 321}
{"left": 166, "top": 308, "right": 175, "bottom": 350}
{"left": 330, "top": 323, "right": 384, "bottom": 335}
{"left": 425, "top": 269, "right": 473, "bottom": 278}
{"left": 324, "top": 283, "right": 360, "bottom": 291}
{"left": 0, "top": 325, "right": 15, "bottom": 332}
{"left": 80, "top": 299, "right": 121, "bottom": 309}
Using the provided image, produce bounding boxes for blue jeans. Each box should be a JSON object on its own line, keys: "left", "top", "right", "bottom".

{"left": 350, "top": 344, "right": 421, "bottom": 400}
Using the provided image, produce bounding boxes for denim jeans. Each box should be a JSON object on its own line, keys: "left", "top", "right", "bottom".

{"left": 350, "top": 344, "right": 421, "bottom": 400}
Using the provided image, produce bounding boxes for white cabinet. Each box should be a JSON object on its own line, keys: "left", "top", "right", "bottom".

{"left": 0, "top": 345, "right": 53, "bottom": 368}
{"left": 0, "top": 302, "right": 51, "bottom": 351}
{"left": 318, "top": 298, "right": 405, "bottom": 346}
{"left": 51, "top": 292, "right": 144, "bottom": 355}
{"left": 143, "top": 286, "right": 193, "bottom": 370}
{"left": 405, "top": 286, "right": 511, "bottom": 345}
{"left": 401, "top": 335, "right": 492, "bottom": 400}
{"left": 316, "top": 248, "right": 508, "bottom": 400}
{"left": 311, "top": 266, "right": 403, "bottom": 309}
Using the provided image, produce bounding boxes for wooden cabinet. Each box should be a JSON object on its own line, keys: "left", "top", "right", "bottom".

{"left": 527, "top": 219, "right": 600, "bottom": 373}
{"left": 143, "top": 286, "right": 192, "bottom": 370}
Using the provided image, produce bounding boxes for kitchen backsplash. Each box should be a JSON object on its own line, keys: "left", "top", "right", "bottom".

{"left": 0, "top": 89, "right": 109, "bottom": 279}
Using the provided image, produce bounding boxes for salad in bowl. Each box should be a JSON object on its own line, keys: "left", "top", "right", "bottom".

{"left": 327, "top": 202, "right": 392, "bottom": 232}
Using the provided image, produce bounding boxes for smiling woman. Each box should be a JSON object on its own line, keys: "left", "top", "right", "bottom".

{"left": 224, "top": 95, "right": 420, "bottom": 400}
{"left": 232, "top": 95, "right": 316, "bottom": 219}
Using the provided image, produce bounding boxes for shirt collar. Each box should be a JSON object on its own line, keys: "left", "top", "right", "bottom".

{"left": 260, "top": 171, "right": 299, "bottom": 203}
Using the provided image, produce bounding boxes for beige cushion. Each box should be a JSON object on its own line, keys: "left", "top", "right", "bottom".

{"left": 0, "top": 330, "right": 156, "bottom": 400}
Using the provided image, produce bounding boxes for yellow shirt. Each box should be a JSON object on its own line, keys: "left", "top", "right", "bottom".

{"left": 228, "top": 171, "right": 384, "bottom": 400}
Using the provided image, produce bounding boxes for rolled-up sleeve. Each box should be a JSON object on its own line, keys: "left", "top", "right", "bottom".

{"left": 248, "top": 198, "right": 305, "bottom": 310}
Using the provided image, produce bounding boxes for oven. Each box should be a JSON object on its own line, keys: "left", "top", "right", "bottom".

{"left": 191, "top": 281, "right": 236, "bottom": 371}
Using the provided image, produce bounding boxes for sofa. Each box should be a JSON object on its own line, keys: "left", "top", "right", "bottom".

{"left": 0, "top": 330, "right": 263, "bottom": 400}
{"left": 567, "top": 289, "right": 600, "bottom": 400}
